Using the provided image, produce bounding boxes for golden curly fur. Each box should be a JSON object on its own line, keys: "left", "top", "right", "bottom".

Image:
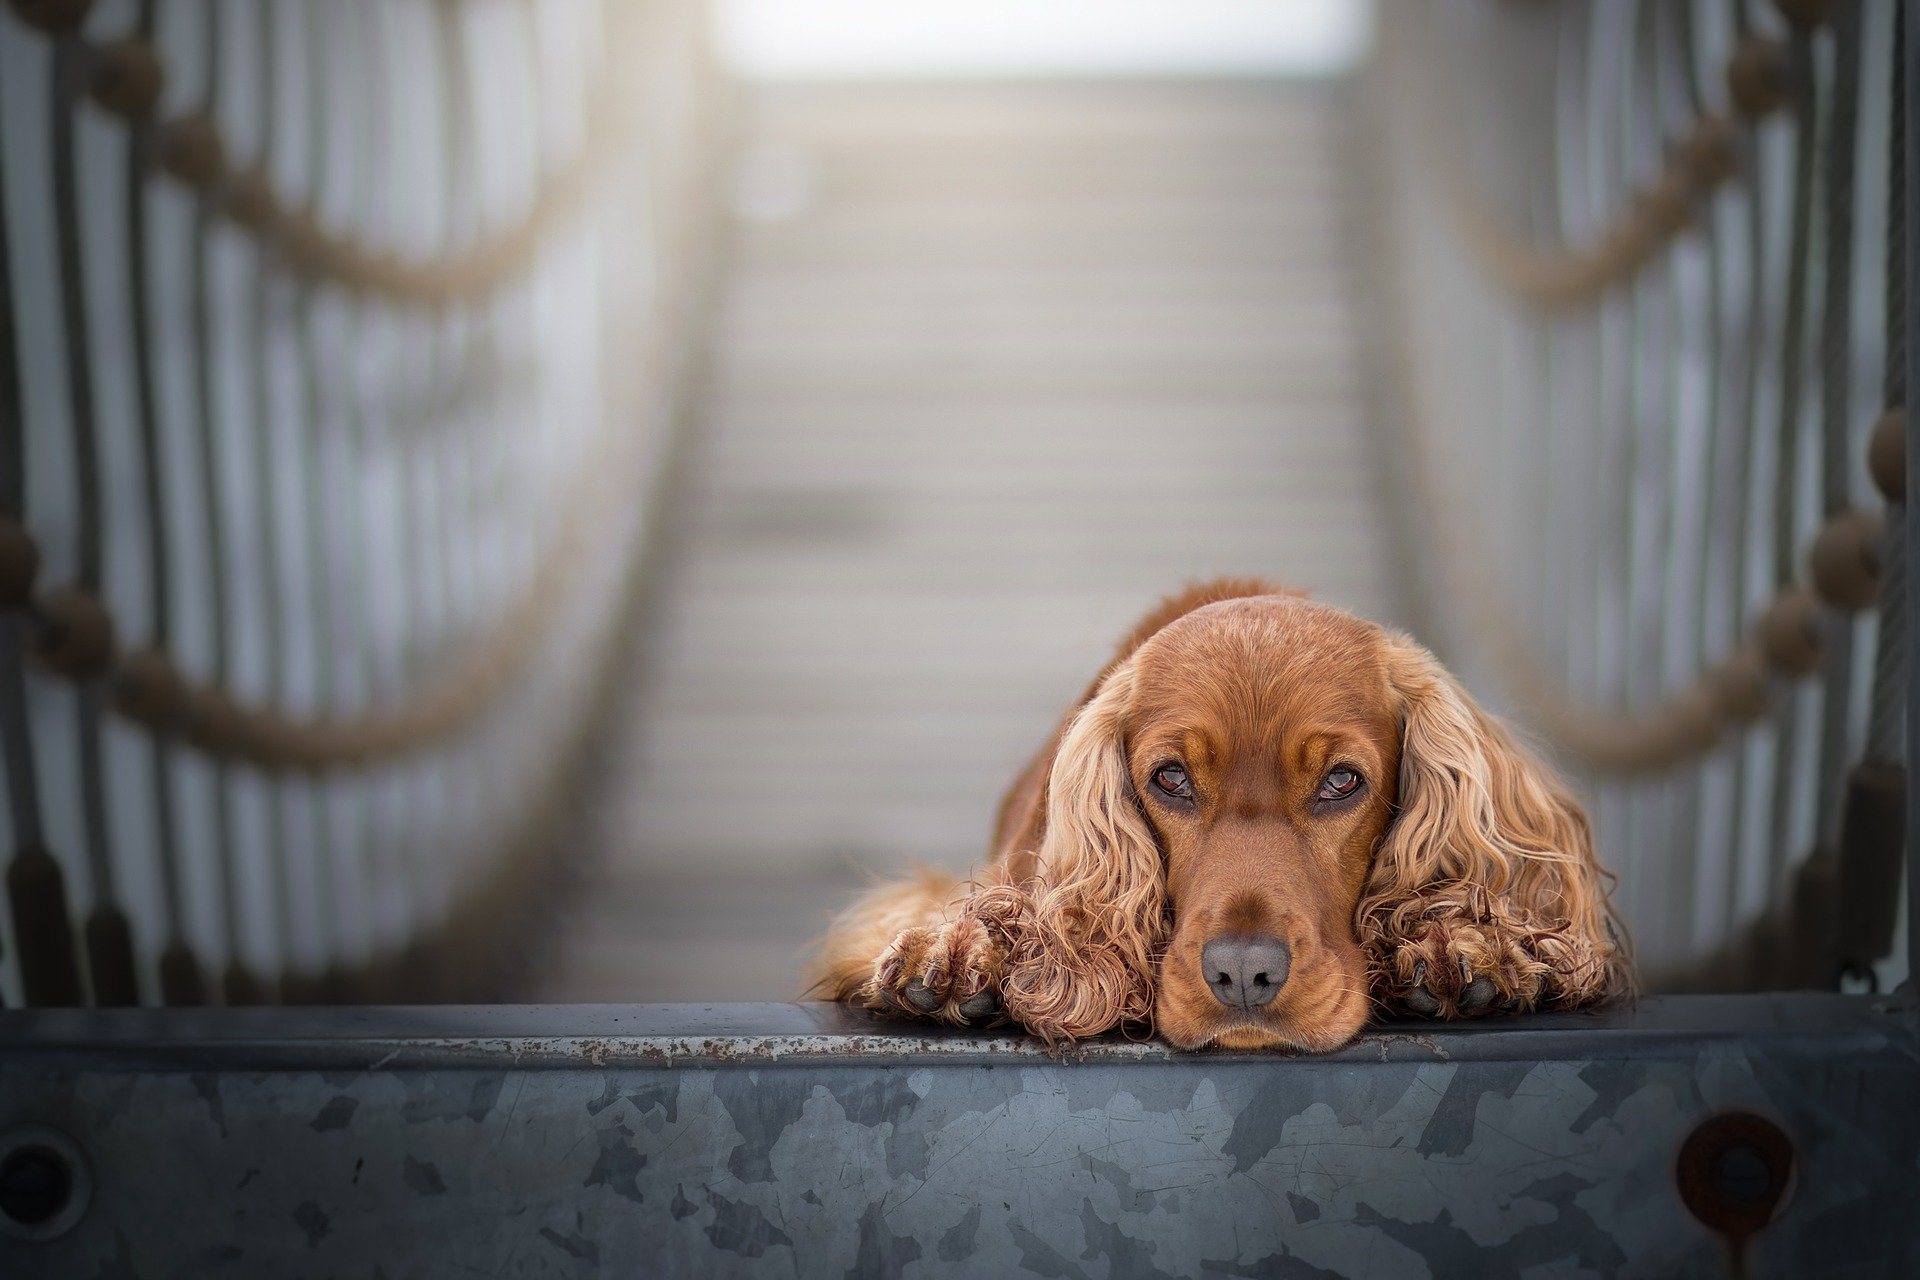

{"left": 810, "top": 579, "right": 1629, "bottom": 1051}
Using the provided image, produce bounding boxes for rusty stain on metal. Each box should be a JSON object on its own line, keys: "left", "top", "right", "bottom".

{"left": 1676, "top": 1111, "right": 1796, "bottom": 1279}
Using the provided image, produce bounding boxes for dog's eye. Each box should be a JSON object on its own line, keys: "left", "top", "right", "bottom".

{"left": 1151, "top": 763, "right": 1193, "bottom": 800}
{"left": 1317, "top": 767, "right": 1362, "bottom": 801}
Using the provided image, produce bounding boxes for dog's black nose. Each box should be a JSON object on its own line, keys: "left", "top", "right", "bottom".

{"left": 1202, "top": 934, "right": 1291, "bottom": 1009}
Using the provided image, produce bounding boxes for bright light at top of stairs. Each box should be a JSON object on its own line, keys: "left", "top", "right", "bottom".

{"left": 713, "top": 0, "right": 1376, "bottom": 80}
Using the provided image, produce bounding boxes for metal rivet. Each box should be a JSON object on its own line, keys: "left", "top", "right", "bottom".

{"left": 0, "top": 1126, "right": 92, "bottom": 1243}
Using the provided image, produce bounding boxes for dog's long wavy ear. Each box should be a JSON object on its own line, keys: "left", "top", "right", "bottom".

{"left": 993, "top": 657, "right": 1165, "bottom": 1043}
{"left": 1359, "top": 636, "right": 1628, "bottom": 1006}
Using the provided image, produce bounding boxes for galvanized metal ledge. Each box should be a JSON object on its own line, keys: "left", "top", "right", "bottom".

{"left": 1, "top": 993, "right": 1914, "bottom": 1071}
{"left": 5, "top": 993, "right": 1919, "bottom": 1277}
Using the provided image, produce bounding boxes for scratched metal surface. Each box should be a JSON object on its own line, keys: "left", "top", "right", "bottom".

{"left": 1, "top": 996, "right": 1917, "bottom": 1278}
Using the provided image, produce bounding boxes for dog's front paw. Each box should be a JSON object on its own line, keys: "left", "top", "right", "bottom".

{"left": 1375, "top": 916, "right": 1547, "bottom": 1018}
{"left": 1366, "top": 883, "right": 1566, "bottom": 1019}
{"left": 869, "top": 914, "right": 1009, "bottom": 1025}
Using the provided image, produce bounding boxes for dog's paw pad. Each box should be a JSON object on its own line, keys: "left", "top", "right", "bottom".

{"left": 1401, "top": 962, "right": 1443, "bottom": 1017}
{"left": 1458, "top": 975, "right": 1499, "bottom": 1014}
{"left": 902, "top": 977, "right": 942, "bottom": 1013}
{"left": 956, "top": 989, "right": 1001, "bottom": 1022}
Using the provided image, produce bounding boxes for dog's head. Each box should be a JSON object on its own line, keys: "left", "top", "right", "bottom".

{"left": 999, "top": 594, "right": 1615, "bottom": 1051}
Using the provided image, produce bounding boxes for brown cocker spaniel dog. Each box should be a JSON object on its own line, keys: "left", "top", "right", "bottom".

{"left": 812, "top": 579, "right": 1629, "bottom": 1051}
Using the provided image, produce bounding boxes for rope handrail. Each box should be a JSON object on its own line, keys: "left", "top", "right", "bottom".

{"left": 1432, "top": 479, "right": 1894, "bottom": 777}
{"left": 0, "top": 0, "right": 649, "bottom": 771}
{"left": 2, "top": 405, "right": 645, "bottom": 771}
{"left": 0, "top": 0, "right": 723, "bottom": 1007}
{"left": 1367, "top": 1, "right": 1903, "bottom": 778}
{"left": 1439, "top": 30, "right": 1800, "bottom": 309}
{"left": 10, "top": 2, "right": 615, "bottom": 306}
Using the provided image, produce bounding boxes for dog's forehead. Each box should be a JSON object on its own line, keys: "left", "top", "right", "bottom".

{"left": 1129, "top": 596, "right": 1392, "bottom": 730}
{"left": 1141, "top": 595, "right": 1383, "bottom": 665}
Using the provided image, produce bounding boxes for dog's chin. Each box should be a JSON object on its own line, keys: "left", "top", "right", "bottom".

{"left": 1155, "top": 990, "right": 1371, "bottom": 1054}
{"left": 1160, "top": 1017, "right": 1336, "bottom": 1054}
{"left": 1203, "top": 1021, "right": 1307, "bottom": 1051}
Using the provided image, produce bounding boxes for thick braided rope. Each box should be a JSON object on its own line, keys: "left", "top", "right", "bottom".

{"left": 1370, "top": 2, "right": 1885, "bottom": 776}
{"left": 5, "top": 406, "right": 643, "bottom": 773}
{"left": 1447, "top": 114, "right": 1743, "bottom": 309}
{"left": 8, "top": 1, "right": 614, "bottom": 306}
{"left": 1435, "top": 16, "right": 1801, "bottom": 309}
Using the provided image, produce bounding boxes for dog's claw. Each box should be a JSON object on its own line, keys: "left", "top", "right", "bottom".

{"left": 1403, "top": 964, "right": 1441, "bottom": 1016}
{"left": 902, "top": 978, "right": 942, "bottom": 1013}
{"left": 1459, "top": 975, "right": 1498, "bottom": 1013}
{"left": 957, "top": 990, "right": 1000, "bottom": 1021}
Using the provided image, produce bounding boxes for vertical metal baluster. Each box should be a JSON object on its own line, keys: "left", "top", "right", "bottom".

{"left": 1835, "top": 0, "right": 1908, "bottom": 986}
{"left": 1546, "top": 4, "right": 1586, "bottom": 717}
{"left": 262, "top": 0, "right": 318, "bottom": 1000}
{"left": 1643, "top": 4, "right": 1683, "bottom": 978}
{"left": 1639, "top": 2, "right": 1682, "bottom": 978}
{"left": 224, "top": 0, "right": 287, "bottom": 1005}
{"left": 1513, "top": 5, "right": 1556, "bottom": 714}
{"left": 1584, "top": 0, "right": 1633, "bottom": 960}
{"left": 1678, "top": 0, "right": 1716, "bottom": 973}
{"left": 1540, "top": 5, "right": 1571, "bottom": 708}
{"left": 1613, "top": 4, "right": 1649, "bottom": 958}
{"left": 1904, "top": 0, "right": 1920, "bottom": 995}
{"left": 1807, "top": 5, "right": 1864, "bottom": 985}
{"left": 1729, "top": 0, "right": 1786, "bottom": 983}
{"left": 390, "top": 0, "right": 445, "bottom": 996}
{"left": 338, "top": 0, "right": 394, "bottom": 997}
{"left": 1637, "top": 0, "right": 1699, "bottom": 978}
{"left": 329, "top": 0, "right": 383, "bottom": 998}
{"left": 1712, "top": 2, "right": 1758, "bottom": 982}
{"left": 123, "top": 0, "right": 201, "bottom": 1006}
{"left": 255, "top": 0, "right": 327, "bottom": 1001}
{"left": 435, "top": 0, "right": 506, "bottom": 996}
{"left": 184, "top": 0, "right": 261, "bottom": 1005}
{"left": 324, "top": 0, "right": 376, "bottom": 995}
{"left": 512, "top": 0, "right": 559, "bottom": 997}
{"left": 1763, "top": 21, "right": 1823, "bottom": 979}
{"left": 1717, "top": 0, "right": 1779, "bottom": 986}
{"left": 462, "top": 0, "right": 523, "bottom": 994}
{"left": 1662, "top": 0, "right": 1722, "bottom": 979}
{"left": 282, "top": 0, "right": 345, "bottom": 1001}
{"left": 355, "top": 0, "right": 417, "bottom": 995}
{"left": 0, "top": 46, "right": 81, "bottom": 1008}
{"left": 43, "top": 6, "right": 133, "bottom": 1006}
{"left": 420, "top": 0, "right": 472, "bottom": 996}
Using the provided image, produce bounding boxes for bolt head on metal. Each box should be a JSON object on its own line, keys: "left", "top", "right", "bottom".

{"left": 0, "top": 1126, "right": 91, "bottom": 1243}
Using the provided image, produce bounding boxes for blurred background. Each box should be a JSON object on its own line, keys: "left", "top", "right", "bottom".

{"left": 0, "top": 0, "right": 1907, "bottom": 1009}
